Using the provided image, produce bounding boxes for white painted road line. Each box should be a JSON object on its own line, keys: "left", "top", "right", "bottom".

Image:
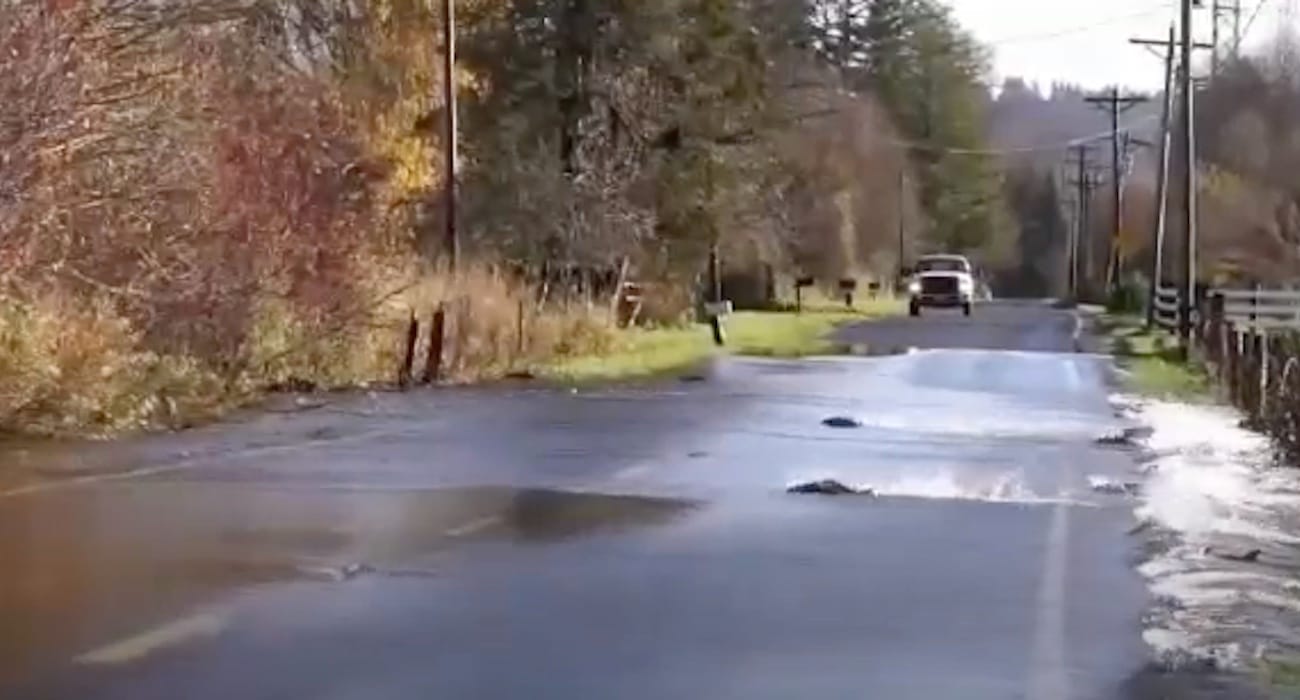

{"left": 1064, "top": 357, "right": 1083, "bottom": 392}
{"left": 1027, "top": 489, "right": 1071, "bottom": 700}
{"left": 445, "top": 516, "right": 502, "bottom": 538}
{"left": 608, "top": 463, "right": 652, "bottom": 481}
{"left": 76, "top": 612, "right": 227, "bottom": 666}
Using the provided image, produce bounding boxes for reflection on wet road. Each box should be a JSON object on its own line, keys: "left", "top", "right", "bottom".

{"left": 1, "top": 302, "right": 1186, "bottom": 699}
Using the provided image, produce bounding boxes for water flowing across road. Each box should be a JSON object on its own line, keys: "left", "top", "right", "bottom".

{"left": 1125, "top": 398, "right": 1300, "bottom": 683}
{"left": 0, "top": 301, "right": 1281, "bottom": 699}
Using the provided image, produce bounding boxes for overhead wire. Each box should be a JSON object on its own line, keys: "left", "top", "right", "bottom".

{"left": 828, "top": 5, "right": 1171, "bottom": 157}
{"left": 1242, "top": 0, "right": 1274, "bottom": 43}
{"left": 883, "top": 113, "right": 1162, "bottom": 156}
{"left": 980, "top": 3, "right": 1176, "bottom": 46}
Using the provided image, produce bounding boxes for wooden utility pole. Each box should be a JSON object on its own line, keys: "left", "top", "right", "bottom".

{"left": 1066, "top": 144, "right": 1099, "bottom": 301}
{"left": 1056, "top": 167, "right": 1078, "bottom": 299}
{"left": 1180, "top": 0, "right": 1197, "bottom": 343}
{"left": 1212, "top": 0, "right": 1243, "bottom": 73}
{"left": 897, "top": 170, "right": 907, "bottom": 275}
{"left": 1133, "top": 8, "right": 1211, "bottom": 342}
{"left": 705, "top": 156, "right": 722, "bottom": 305}
{"left": 441, "top": 0, "right": 459, "bottom": 271}
{"left": 1133, "top": 26, "right": 1177, "bottom": 328}
{"left": 1085, "top": 88, "right": 1149, "bottom": 294}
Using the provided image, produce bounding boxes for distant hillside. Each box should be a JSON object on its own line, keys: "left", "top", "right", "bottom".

{"left": 988, "top": 78, "right": 1163, "bottom": 175}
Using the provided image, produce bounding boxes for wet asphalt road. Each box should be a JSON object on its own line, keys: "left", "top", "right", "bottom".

{"left": 2, "top": 301, "right": 1160, "bottom": 699}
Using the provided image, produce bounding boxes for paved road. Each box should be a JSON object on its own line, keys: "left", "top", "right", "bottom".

{"left": 834, "top": 299, "right": 1086, "bottom": 353}
{"left": 3, "top": 301, "right": 1169, "bottom": 699}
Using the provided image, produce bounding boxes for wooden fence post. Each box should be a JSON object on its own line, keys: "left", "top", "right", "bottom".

{"left": 423, "top": 304, "right": 446, "bottom": 385}
{"left": 607, "top": 257, "right": 629, "bottom": 325}
{"left": 1209, "top": 292, "right": 1224, "bottom": 364}
{"left": 1217, "top": 324, "right": 1227, "bottom": 385}
{"left": 1236, "top": 329, "right": 1248, "bottom": 407}
{"left": 1225, "top": 326, "right": 1239, "bottom": 405}
{"left": 516, "top": 297, "right": 526, "bottom": 358}
{"left": 1259, "top": 332, "right": 1272, "bottom": 418}
{"left": 399, "top": 310, "right": 419, "bottom": 389}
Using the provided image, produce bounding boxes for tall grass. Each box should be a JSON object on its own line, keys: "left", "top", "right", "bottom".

{"left": 0, "top": 263, "right": 619, "bottom": 436}
{"left": 0, "top": 295, "right": 229, "bottom": 435}
{"left": 401, "top": 265, "right": 620, "bottom": 382}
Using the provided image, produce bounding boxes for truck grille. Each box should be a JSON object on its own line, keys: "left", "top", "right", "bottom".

{"left": 921, "top": 277, "right": 958, "bottom": 295}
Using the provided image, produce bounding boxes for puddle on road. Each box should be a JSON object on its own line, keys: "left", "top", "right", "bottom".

{"left": 485, "top": 488, "right": 696, "bottom": 541}
{"left": 0, "top": 485, "right": 695, "bottom": 686}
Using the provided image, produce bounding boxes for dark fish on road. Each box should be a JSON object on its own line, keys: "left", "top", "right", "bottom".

{"left": 822, "top": 416, "right": 863, "bottom": 429}
{"left": 1215, "top": 548, "right": 1263, "bottom": 563}
{"left": 786, "top": 480, "right": 875, "bottom": 497}
{"left": 1094, "top": 426, "right": 1152, "bottom": 447}
{"left": 1090, "top": 479, "right": 1142, "bottom": 496}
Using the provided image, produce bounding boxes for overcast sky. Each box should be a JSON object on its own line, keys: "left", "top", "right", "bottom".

{"left": 946, "top": 0, "right": 1287, "bottom": 93}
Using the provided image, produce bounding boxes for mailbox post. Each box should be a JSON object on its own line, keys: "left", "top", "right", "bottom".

{"left": 794, "top": 276, "right": 815, "bottom": 313}
{"left": 839, "top": 279, "right": 858, "bottom": 309}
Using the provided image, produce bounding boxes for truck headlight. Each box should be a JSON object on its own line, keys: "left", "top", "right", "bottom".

{"left": 907, "top": 280, "right": 921, "bottom": 294}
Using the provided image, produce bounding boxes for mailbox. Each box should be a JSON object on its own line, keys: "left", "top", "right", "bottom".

{"left": 839, "top": 279, "right": 857, "bottom": 309}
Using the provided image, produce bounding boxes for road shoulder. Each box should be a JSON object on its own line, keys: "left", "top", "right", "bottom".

{"left": 1089, "top": 311, "right": 1212, "bottom": 401}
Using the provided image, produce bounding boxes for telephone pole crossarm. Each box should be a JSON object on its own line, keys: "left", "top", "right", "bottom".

{"left": 1129, "top": 38, "right": 1214, "bottom": 49}
{"left": 1084, "top": 89, "right": 1150, "bottom": 292}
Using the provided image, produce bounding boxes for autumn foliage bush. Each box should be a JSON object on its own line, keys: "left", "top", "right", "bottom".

{"left": 0, "top": 293, "right": 228, "bottom": 434}
{"left": 0, "top": 3, "right": 615, "bottom": 436}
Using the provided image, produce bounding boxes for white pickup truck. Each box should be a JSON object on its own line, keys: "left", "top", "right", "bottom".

{"left": 907, "top": 254, "right": 975, "bottom": 317}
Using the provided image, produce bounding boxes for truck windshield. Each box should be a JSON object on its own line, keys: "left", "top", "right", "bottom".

{"left": 917, "top": 259, "right": 967, "bottom": 273}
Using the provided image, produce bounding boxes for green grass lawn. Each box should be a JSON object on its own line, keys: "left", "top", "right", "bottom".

{"left": 726, "top": 301, "right": 900, "bottom": 357}
{"left": 541, "top": 298, "right": 903, "bottom": 384}
{"left": 541, "top": 324, "right": 714, "bottom": 383}
{"left": 1095, "top": 313, "right": 1212, "bottom": 401}
{"left": 1259, "top": 658, "right": 1300, "bottom": 695}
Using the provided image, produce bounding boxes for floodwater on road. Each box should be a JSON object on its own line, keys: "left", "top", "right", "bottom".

{"left": 1123, "top": 398, "right": 1300, "bottom": 679}
{"left": 0, "top": 302, "right": 1277, "bottom": 699}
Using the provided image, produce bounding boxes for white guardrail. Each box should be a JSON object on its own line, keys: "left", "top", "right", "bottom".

{"left": 1151, "top": 286, "right": 1300, "bottom": 334}
{"left": 1216, "top": 288, "right": 1300, "bottom": 332}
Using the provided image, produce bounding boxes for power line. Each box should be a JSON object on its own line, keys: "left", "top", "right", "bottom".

{"left": 1212, "top": 0, "right": 1244, "bottom": 71}
{"left": 1242, "top": 0, "right": 1274, "bottom": 42}
{"left": 982, "top": 3, "right": 1176, "bottom": 45}
{"left": 882, "top": 113, "right": 1162, "bottom": 156}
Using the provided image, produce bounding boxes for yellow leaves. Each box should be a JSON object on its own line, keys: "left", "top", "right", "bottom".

{"left": 335, "top": 0, "right": 496, "bottom": 209}
{"left": 341, "top": 0, "right": 453, "bottom": 206}
{"left": 368, "top": 96, "right": 439, "bottom": 202}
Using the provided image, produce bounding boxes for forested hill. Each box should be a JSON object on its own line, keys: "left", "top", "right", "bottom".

{"left": 988, "top": 78, "right": 1161, "bottom": 170}
{"left": 0, "top": 0, "right": 1021, "bottom": 432}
